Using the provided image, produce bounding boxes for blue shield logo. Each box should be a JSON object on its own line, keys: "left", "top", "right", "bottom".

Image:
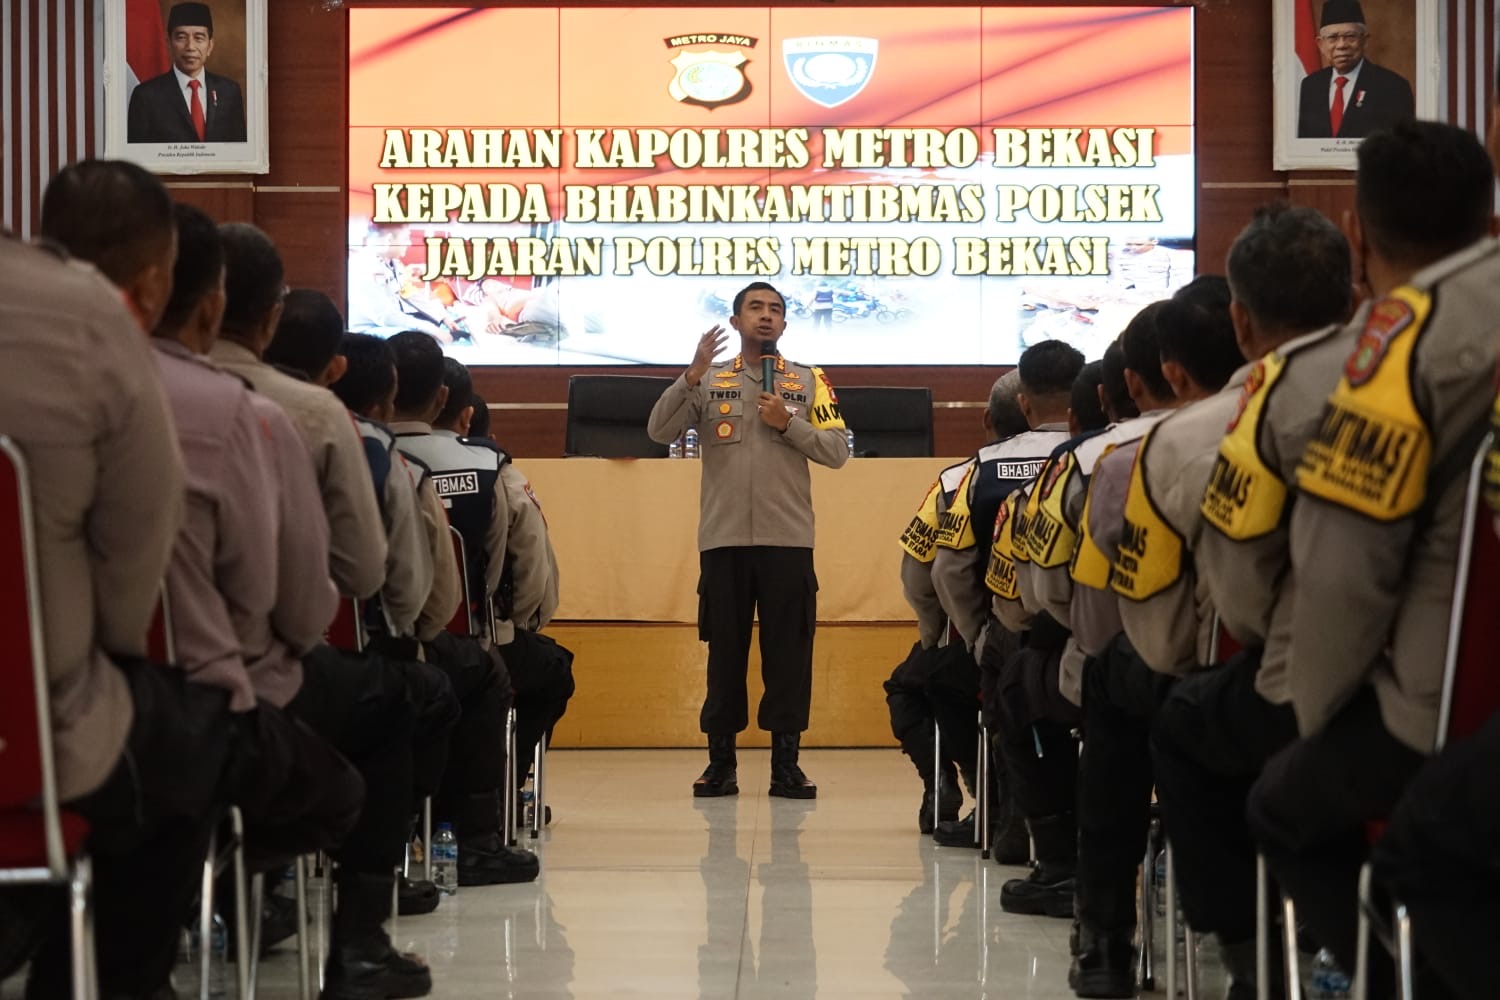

{"left": 782, "top": 36, "right": 878, "bottom": 108}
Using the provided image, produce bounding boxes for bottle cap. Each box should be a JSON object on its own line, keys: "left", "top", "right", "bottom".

{"left": 436, "top": 821, "right": 453, "bottom": 832}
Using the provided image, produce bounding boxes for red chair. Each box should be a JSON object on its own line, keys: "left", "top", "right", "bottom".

{"left": 446, "top": 526, "right": 479, "bottom": 639}
{"left": 1353, "top": 432, "right": 1500, "bottom": 1000}
{"left": 0, "top": 435, "right": 98, "bottom": 998}
{"left": 325, "top": 597, "right": 365, "bottom": 653}
{"left": 146, "top": 583, "right": 175, "bottom": 665}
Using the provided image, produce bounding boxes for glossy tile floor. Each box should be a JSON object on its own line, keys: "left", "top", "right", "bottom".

{"left": 4, "top": 749, "right": 1228, "bottom": 999}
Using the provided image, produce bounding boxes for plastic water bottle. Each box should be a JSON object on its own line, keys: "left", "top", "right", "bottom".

{"left": 432, "top": 822, "right": 459, "bottom": 896}
{"left": 668, "top": 434, "right": 683, "bottom": 459}
{"left": 1310, "top": 948, "right": 1351, "bottom": 998}
{"left": 209, "top": 912, "right": 228, "bottom": 998}
{"left": 845, "top": 427, "right": 856, "bottom": 456}
{"left": 683, "top": 427, "right": 700, "bottom": 459}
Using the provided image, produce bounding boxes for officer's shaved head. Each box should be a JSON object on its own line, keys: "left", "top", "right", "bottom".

{"left": 389, "top": 330, "right": 447, "bottom": 417}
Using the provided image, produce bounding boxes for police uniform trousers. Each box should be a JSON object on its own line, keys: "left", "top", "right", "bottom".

{"left": 883, "top": 640, "right": 977, "bottom": 781}
{"left": 496, "top": 628, "right": 576, "bottom": 783}
{"left": 1372, "top": 712, "right": 1500, "bottom": 1000}
{"left": 1150, "top": 647, "right": 1296, "bottom": 946}
{"left": 421, "top": 631, "right": 515, "bottom": 829}
{"left": 289, "top": 645, "right": 428, "bottom": 879}
{"left": 991, "top": 613, "right": 1079, "bottom": 823}
{"left": 1248, "top": 687, "right": 1427, "bottom": 1000}
{"left": 1077, "top": 636, "right": 1174, "bottom": 934}
{"left": 15, "top": 657, "right": 240, "bottom": 999}
{"left": 698, "top": 546, "right": 817, "bottom": 735}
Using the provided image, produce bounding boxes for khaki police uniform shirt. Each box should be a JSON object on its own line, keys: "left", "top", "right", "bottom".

{"left": 1017, "top": 414, "right": 1170, "bottom": 638}
{"left": 933, "top": 427, "right": 1069, "bottom": 647}
{"left": 1071, "top": 441, "right": 1140, "bottom": 656}
{"left": 356, "top": 417, "right": 432, "bottom": 637}
{"left": 1113, "top": 371, "right": 1249, "bottom": 676}
{"left": 647, "top": 355, "right": 850, "bottom": 551}
{"left": 210, "top": 340, "right": 388, "bottom": 600}
{"left": 1197, "top": 320, "right": 1360, "bottom": 704}
{"left": 413, "top": 467, "right": 462, "bottom": 644}
{"left": 0, "top": 240, "right": 183, "bottom": 801}
{"left": 899, "top": 460, "right": 972, "bottom": 648}
{"left": 1290, "top": 238, "right": 1500, "bottom": 752}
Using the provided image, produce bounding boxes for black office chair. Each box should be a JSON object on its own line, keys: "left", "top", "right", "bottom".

{"left": 564, "top": 375, "right": 674, "bottom": 458}
{"left": 834, "top": 386, "right": 934, "bottom": 457}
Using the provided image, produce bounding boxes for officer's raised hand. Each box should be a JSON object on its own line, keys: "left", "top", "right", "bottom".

{"left": 685, "top": 325, "right": 729, "bottom": 386}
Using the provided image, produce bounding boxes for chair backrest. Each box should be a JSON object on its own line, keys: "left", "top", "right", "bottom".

{"left": 834, "top": 386, "right": 934, "bottom": 457}
{"left": 0, "top": 435, "right": 69, "bottom": 875}
{"left": 326, "top": 597, "right": 365, "bottom": 653}
{"left": 564, "top": 375, "right": 674, "bottom": 458}
{"left": 1436, "top": 431, "right": 1500, "bottom": 750}
{"left": 447, "top": 525, "right": 479, "bottom": 638}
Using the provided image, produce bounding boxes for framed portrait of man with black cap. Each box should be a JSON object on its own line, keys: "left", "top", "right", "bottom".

{"left": 103, "top": 0, "right": 268, "bottom": 173}
{"left": 1274, "top": 0, "right": 1437, "bottom": 169}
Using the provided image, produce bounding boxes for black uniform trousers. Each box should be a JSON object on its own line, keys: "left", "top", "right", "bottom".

{"left": 419, "top": 632, "right": 513, "bottom": 827}
{"left": 1077, "top": 636, "right": 1174, "bottom": 933}
{"left": 1150, "top": 647, "right": 1297, "bottom": 945}
{"left": 698, "top": 546, "right": 817, "bottom": 735}
{"left": 883, "top": 640, "right": 979, "bottom": 781}
{"left": 496, "top": 628, "right": 576, "bottom": 783}
{"left": 1371, "top": 712, "right": 1500, "bottom": 1000}
{"left": 1247, "top": 687, "right": 1425, "bottom": 999}
{"left": 18, "top": 658, "right": 240, "bottom": 999}
{"left": 289, "top": 645, "right": 425, "bottom": 877}
{"left": 992, "top": 614, "right": 1079, "bottom": 822}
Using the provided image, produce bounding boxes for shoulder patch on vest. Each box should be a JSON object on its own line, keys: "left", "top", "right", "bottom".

{"left": 899, "top": 478, "right": 945, "bottom": 563}
{"left": 1201, "top": 353, "right": 1289, "bottom": 541}
{"left": 984, "top": 491, "right": 1023, "bottom": 600}
{"left": 1110, "top": 430, "right": 1184, "bottom": 600}
{"left": 1345, "top": 297, "right": 1415, "bottom": 387}
{"left": 1297, "top": 286, "right": 1434, "bottom": 522}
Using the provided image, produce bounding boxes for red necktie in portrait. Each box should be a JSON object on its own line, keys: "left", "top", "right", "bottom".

{"left": 188, "top": 79, "right": 206, "bottom": 141}
{"left": 1329, "top": 75, "right": 1348, "bottom": 137}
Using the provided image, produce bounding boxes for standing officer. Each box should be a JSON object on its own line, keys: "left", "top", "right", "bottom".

{"left": 648, "top": 281, "right": 850, "bottom": 799}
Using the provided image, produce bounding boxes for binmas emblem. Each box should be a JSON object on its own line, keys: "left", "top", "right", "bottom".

{"left": 783, "top": 36, "right": 878, "bottom": 108}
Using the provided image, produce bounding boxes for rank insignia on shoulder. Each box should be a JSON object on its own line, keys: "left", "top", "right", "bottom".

{"left": 1345, "top": 298, "right": 1415, "bottom": 387}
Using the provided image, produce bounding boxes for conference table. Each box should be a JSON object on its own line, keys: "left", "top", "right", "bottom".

{"left": 523, "top": 457, "right": 961, "bottom": 747}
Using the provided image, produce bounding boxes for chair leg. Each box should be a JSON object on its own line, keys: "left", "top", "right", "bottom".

{"left": 1355, "top": 863, "right": 1373, "bottom": 1000}
{"left": 200, "top": 826, "right": 217, "bottom": 1000}
{"left": 423, "top": 797, "right": 433, "bottom": 883}
{"left": 1394, "top": 903, "right": 1414, "bottom": 1000}
{"left": 504, "top": 708, "right": 519, "bottom": 847}
{"left": 1281, "top": 893, "right": 1303, "bottom": 1000}
{"left": 932, "top": 722, "right": 942, "bottom": 834}
{"left": 1257, "top": 853, "right": 1271, "bottom": 1000}
{"left": 70, "top": 855, "right": 96, "bottom": 1000}
{"left": 295, "top": 856, "right": 312, "bottom": 1000}
{"left": 1165, "top": 839, "right": 1178, "bottom": 1000}
{"left": 976, "top": 714, "right": 988, "bottom": 856}
{"left": 229, "top": 807, "right": 250, "bottom": 1000}
{"left": 1140, "top": 819, "right": 1156, "bottom": 991}
{"left": 246, "top": 873, "right": 265, "bottom": 1000}
{"left": 530, "top": 735, "right": 546, "bottom": 839}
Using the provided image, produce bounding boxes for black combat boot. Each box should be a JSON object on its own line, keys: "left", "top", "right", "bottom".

{"left": 1070, "top": 924, "right": 1136, "bottom": 999}
{"left": 1000, "top": 813, "right": 1077, "bottom": 918}
{"left": 693, "top": 733, "right": 739, "bottom": 797}
{"left": 900, "top": 731, "right": 960, "bottom": 833}
{"left": 991, "top": 815, "right": 1032, "bottom": 865}
{"left": 455, "top": 792, "right": 540, "bottom": 886}
{"left": 768, "top": 732, "right": 817, "bottom": 799}
{"left": 323, "top": 871, "right": 433, "bottom": 1000}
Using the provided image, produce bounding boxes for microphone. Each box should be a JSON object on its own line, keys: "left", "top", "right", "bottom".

{"left": 760, "top": 339, "right": 777, "bottom": 392}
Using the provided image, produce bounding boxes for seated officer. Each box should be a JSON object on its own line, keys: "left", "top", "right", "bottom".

{"left": 8, "top": 159, "right": 239, "bottom": 1000}
{"left": 333, "top": 331, "right": 540, "bottom": 885}
{"left": 214, "top": 224, "right": 436, "bottom": 998}
{"left": 1131, "top": 205, "right": 1351, "bottom": 998}
{"left": 1249, "top": 121, "right": 1499, "bottom": 1000}
{"left": 435, "top": 357, "right": 478, "bottom": 436}
{"left": 388, "top": 333, "right": 574, "bottom": 808}
{"left": 893, "top": 373, "right": 1029, "bottom": 836}
{"left": 933, "top": 347, "right": 1083, "bottom": 853}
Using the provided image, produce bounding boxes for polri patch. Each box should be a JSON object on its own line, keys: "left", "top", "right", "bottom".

{"left": 1345, "top": 298, "right": 1414, "bottom": 387}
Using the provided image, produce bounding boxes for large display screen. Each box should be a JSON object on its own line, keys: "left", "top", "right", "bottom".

{"left": 347, "top": 6, "right": 1194, "bottom": 365}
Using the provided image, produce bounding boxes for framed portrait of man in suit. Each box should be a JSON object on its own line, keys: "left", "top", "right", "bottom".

{"left": 1274, "top": 0, "right": 1438, "bottom": 169}
{"left": 103, "top": 0, "right": 268, "bottom": 173}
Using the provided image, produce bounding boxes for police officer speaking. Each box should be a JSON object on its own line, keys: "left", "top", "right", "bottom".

{"left": 648, "top": 281, "right": 850, "bottom": 799}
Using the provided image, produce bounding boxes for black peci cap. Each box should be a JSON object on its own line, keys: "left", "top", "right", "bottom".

{"left": 1320, "top": 0, "right": 1366, "bottom": 29}
{"left": 167, "top": 2, "right": 213, "bottom": 35}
